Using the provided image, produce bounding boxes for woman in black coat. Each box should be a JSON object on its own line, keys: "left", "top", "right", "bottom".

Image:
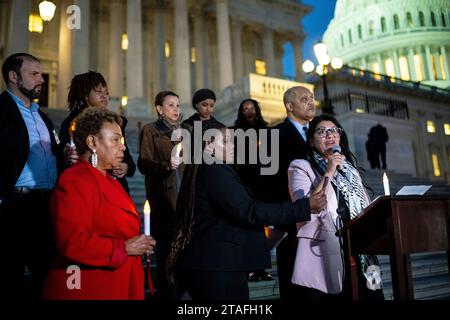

{"left": 167, "top": 121, "right": 327, "bottom": 300}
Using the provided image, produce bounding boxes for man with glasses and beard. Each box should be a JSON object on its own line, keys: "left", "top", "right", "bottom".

{"left": 0, "top": 53, "right": 60, "bottom": 299}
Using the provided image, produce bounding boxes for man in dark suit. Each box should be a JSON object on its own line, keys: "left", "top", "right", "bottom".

{"left": 0, "top": 53, "right": 60, "bottom": 299}
{"left": 261, "top": 85, "right": 316, "bottom": 300}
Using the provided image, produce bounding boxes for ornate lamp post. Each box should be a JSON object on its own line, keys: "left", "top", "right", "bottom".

{"left": 302, "top": 42, "right": 343, "bottom": 115}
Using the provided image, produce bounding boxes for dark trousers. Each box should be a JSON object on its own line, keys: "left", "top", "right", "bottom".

{"left": 181, "top": 269, "right": 249, "bottom": 300}
{"left": 0, "top": 190, "right": 56, "bottom": 300}
{"left": 276, "top": 232, "right": 301, "bottom": 301}
{"left": 372, "top": 146, "right": 387, "bottom": 169}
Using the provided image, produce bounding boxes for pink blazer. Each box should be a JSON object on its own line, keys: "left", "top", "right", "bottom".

{"left": 288, "top": 159, "right": 344, "bottom": 294}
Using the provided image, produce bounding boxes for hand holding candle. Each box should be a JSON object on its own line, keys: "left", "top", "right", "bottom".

{"left": 383, "top": 172, "right": 390, "bottom": 196}
{"left": 144, "top": 200, "right": 151, "bottom": 236}
{"left": 170, "top": 142, "right": 183, "bottom": 170}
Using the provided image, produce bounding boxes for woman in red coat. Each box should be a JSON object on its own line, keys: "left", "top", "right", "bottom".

{"left": 42, "top": 107, "right": 155, "bottom": 300}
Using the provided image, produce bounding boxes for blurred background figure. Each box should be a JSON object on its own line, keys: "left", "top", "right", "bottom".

{"left": 182, "top": 88, "right": 224, "bottom": 132}
{"left": 138, "top": 91, "right": 184, "bottom": 299}
{"left": 59, "top": 71, "right": 135, "bottom": 193}
{"left": 42, "top": 107, "right": 155, "bottom": 300}
{"left": 231, "top": 98, "right": 272, "bottom": 282}
{"left": 367, "top": 124, "right": 389, "bottom": 170}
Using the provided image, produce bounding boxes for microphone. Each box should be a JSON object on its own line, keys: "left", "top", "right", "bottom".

{"left": 331, "top": 145, "right": 344, "bottom": 175}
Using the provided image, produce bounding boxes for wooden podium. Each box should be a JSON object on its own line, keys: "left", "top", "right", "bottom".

{"left": 342, "top": 195, "right": 450, "bottom": 300}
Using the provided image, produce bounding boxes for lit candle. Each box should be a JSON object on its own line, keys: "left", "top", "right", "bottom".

{"left": 69, "top": 121, "right": 76, "bottom": 147}
{"left": 144, "top": 200, "right": 151, "bottom": 236}
{"left": 383, "top": 172, "right": 390, "bottom": 196}
{"left": 176, "top": 142, "right": 182, "bottom": 157}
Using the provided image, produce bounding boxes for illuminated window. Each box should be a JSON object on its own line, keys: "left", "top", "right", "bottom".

{"left": 385, "top": 58, "right": 396, "bottom": 81}
{"left": 28, "top": 14, "right": 43, "bottom": 34}
{"left": 381, "top": 17, "right": 386, "bottom": 32}
{"left": 255, "top": 59, "right": 267, "bottom": 75}
{"left": 427, "top": 121, "right": 436, "bottom": 133}
{"left": 414, "top": 54, "right": 424, "bottom": 81}
{"left": 191, "top": 47, "right": 196, "bottom": 63}
{"left": 355, "top": 108, "right": 365, "bottom": 113}
{"left": 432, "top": 154, "right": 441, "bottom": 177}
{"left": 348, "top": 29, "right": 352, "bottom": 44}
{"left": 121, "top": 34, "right": 128, "bottom": 51}
{"left": 394, "top": 14, "right": 400, "bottom": 30}
{"left": 371, "top": 62, "right": 381, "bottom": 80}
{"left": 407, "top": 12, "right": 413, "bottom": 28}
{"left": 165, "top": 41, "right": 171, "bottom": 58}
{"left": 399, "top": 56, "right": 410, "bottom": 80}
{"left": 439, "top": 55, "right": 446, "bottom": 80}
{"left": 357, "top": 24, "right": 362, "bottom": 39}
{"left": 444, "top": 123, "right": 450, "bottom": 135}
{"left": 419, "top": 11, "right": 425, "bottom": 27}
{"left": 368, "top": 21, "right": 374, "bottom": 35}
{"left": 431, "top": 12, "right": 437, "bottom": 26}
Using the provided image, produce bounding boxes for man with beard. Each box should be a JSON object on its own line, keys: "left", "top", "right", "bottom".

{"left": 260, "top": 86, "right": 316, "bottom": 301}
{"left": 0, "top": 53, "right": 60, "bottom": 299}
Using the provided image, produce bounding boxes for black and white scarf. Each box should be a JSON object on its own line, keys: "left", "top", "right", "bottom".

{"left": 313, "top": 151, "right": 382, "bottom": 290}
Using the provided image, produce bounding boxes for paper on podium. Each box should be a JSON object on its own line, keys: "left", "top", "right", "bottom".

{"left": 266, "top": 228, "right": 288, "bottom": 250}
{"left": 396, "top": 185, "right": 432, "bottom": 196}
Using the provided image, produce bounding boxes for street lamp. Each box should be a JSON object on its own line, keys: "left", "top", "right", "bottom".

{"left": 302, "top": 42, "right": 343, "bottom": 115}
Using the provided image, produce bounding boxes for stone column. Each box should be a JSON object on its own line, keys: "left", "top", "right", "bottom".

{"left": 154, "top": 1, "right": 167, "bottom": 92}
{"left": 174, "top": 0, "right": 191, "bottom": 103}
{"left": 109, "top": 0, "right": 125, "bottom": 99}
{"left": 361, "top": 57, "right": 367, "bottom": 70}
{"left": 263, "top": 26, "right": 276, "bottom": 77}
{"left": 391, "top": 49, "right": 401, "bottom": 79}
{"left": 376, "top": 52, "right": 386, "bottom": 75}
{"left": 6, "top": 0, "right": 30, "bottom": 55}
{"left": 231, "top": 19, "right": 244, "bottom": 82}
{"left": 127, "top": 0, "right": 144, "bottom": 100}
{"left": 71, "top": 0, "right": 90, "bottom": 76}
{"left": 191, "top": 6, "right": 206, "bottom": 90}
{"left": 407, "top": 48, "right": 417, "bottom": 81}
{"left": 440, "top": 45, "right": 449, "bottom": 81}
{"left": 425, "top": 45, "right": 435, "bottom": 80}
{"left": 292, "top": 34, "right": 305, "bottom": 82}
{"left": 57, "top": 0, "right": 73, "bottom": 108}
{"left": 216, "top": 0, "right": 233, "bottom": 88}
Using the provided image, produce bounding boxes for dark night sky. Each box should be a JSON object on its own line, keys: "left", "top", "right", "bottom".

{"left": 283, "top": 0, "right": 337, "bottom": 78}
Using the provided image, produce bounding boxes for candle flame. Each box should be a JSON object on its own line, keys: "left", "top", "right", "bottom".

{"left": 264, "top": 227, "right": 270, "bottom": 238}
{"left": 144, "top": 200, "right": 151, "bottom": 215}
{"left": 120, "top": 137, "right": 125, "bottom": 145}
{"left": 69, "top": 121, "right": 76, "bottom": 134}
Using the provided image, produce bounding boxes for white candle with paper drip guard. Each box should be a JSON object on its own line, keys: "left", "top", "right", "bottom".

{"left": 176, "top": 142, "right": 182, "bottom": 159}
{"left": 144, "top": 200, "right": 151, "bottom": 236}
{"left": 383, "top": 172, "right": 390, "bottom": 196}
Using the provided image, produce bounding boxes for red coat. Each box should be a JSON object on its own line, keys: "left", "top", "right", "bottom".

{"left": 42, "top": 160, "right": 144, "bottom": 300}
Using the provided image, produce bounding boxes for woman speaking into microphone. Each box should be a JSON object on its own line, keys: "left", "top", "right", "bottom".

{"left": 287, "top": 114, "right": 384, "bottom": 300}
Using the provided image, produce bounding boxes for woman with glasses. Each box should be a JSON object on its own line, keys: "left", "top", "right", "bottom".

{"left": 287, "top": 114, "right": 383, "bottom": 300}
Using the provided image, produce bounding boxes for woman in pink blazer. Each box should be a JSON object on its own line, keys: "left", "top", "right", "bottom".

{"left": 288, "top": 114, "right": 383, "bottom": 300}
{"left": 42, "top": 108, "right": 155, "bottom": 300}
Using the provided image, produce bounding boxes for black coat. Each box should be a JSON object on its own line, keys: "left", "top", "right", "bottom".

{"left": 0, "top": 90, "right": 59, "bottom": 198}
{"left": 179, "top": 163, "right": 310, "bottom": 271}
{"left": 59, "top": 111, "right": 136, "bottom": 193}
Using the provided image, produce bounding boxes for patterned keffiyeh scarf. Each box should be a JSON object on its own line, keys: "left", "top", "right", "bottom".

{"left": 313, "top": 151, "right": 382, "bottom": 291}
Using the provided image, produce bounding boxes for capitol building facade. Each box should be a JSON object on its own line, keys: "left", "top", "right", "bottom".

{"left": 324, "top": 0, "right": 450, "bottom": 89}
{"left": 0, "top": 0, "right": 309, "bottom": 118}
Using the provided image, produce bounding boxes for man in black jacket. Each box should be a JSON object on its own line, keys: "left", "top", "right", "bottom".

{"left": 261, "top": 85, "right": 316, "bottom": 300}
{"left": 0, "top": 53, "right": 60, "bottom": 299}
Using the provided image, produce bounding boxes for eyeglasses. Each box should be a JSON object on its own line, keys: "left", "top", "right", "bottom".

{"left": 315, "top": 126, "right": 343, "bottom": 137}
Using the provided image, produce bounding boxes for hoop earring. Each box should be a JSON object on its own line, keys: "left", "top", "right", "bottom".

{"left": 91, "top": 149, "right": 98, "bottom": 168}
